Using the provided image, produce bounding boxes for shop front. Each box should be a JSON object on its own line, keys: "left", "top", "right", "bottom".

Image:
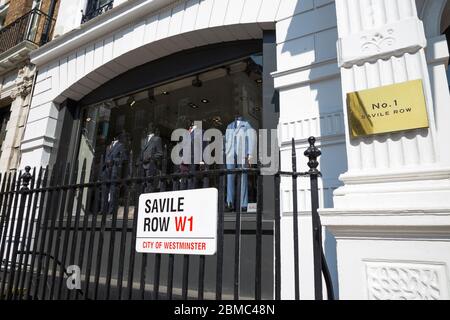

{"left": 20, "top": 0, "right": 450, "bottom": 300}
{"left": 54, "top": 41, "right": 278, "bottom": 298}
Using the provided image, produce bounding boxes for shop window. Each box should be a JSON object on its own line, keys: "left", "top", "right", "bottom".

{"left": 76, "top": 55, "right": 263, "bottom": 214}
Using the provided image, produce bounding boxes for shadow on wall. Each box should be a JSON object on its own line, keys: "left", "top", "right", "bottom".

{"left": 280, "top": 0, "right": 346, "bottom": 299}
{"left": 446, "top": 27, "right": 450, "bottom": 87}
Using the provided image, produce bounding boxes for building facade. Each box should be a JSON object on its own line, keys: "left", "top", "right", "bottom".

{"left": 0, "top": 0, "right": 59, "bottom": 172}
{"left": 15, "top": 0, "right": 450, "bottom": 299}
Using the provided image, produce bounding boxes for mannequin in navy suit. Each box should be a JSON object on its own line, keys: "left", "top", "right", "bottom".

{"left": 101, "top": 132, "right": 128, "bottom": 214}
{"left": 140, "top": 122, "right": 163, "bottom": 193}
{"left": 225, "top": 115, "right": 255, "bottom": 211}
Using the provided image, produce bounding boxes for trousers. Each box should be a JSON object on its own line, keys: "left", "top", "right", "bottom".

{"left": 226, "top": 162, "right": 248, "bottom": 209}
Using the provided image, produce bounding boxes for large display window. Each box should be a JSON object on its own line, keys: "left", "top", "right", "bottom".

{"left": 75, "top": 55, "right": 263, "bottom": 214}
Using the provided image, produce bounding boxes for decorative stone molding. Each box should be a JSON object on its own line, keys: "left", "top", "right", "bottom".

{"left": 337, "top": 18, "right": 427, "bottom": 68}
{"left": 365, "top": 261, "right": 447, "bottom": 300}
{"left": 426, "top": 35, "right": 450, "bottom": 65}
{"left": 279, "top": 111, "right": 345, "bottom": 145}
{"left": 282, "top": 182, "right": 342, "bottom": 212}
{"left": 10, "top": 63, "right": 34, "bottom": 100}
{"left": 360, "top": 29, "right": 395, "bottom": 53}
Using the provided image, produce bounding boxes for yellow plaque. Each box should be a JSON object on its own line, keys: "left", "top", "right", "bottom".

{"left": 347, "top": 79, "right": 429, "bottom": 138}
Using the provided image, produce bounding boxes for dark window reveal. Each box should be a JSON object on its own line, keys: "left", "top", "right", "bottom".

{"left": 82, "top": 0, "right": 114, "bottom": 24}
{"left": 0, "top": 106, "right": 11, "bottom": 160}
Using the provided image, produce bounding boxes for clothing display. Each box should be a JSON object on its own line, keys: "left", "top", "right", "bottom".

{"left": 140, "top": 127, "right": 163, "bottom": 193}
{"left": 179, "top": 122, "right": 207, "bottom": 189}
{"left": 75, "top": 57, "right": 263, "bottom": 214}
{"left": 101, "top": 136, "right": 128, "bottom": 214}
{"left": 225, "top": 116, "right": 256, "bottom": 210}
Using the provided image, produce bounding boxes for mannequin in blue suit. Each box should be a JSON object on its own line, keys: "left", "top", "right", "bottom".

{"left": 224, "top": 115, "right": 256, "bottom": 211}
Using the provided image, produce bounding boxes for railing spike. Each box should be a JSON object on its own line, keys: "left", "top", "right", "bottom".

{"left": 304, "top": 136, "right": 321, "bottom": 174}
{"left": 20, "top": 166, "right": 32, "bottom": 191}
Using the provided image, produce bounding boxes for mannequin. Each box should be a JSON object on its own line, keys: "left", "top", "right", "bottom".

{"left": 140, "top": 122, "right": 163, "bottom": 193}
{"left": 101, "top": 132, "right": 128, "bottom": 214}
{"left": 224, "top": 114, "right": 255, "bottom": 212}
{"left": 179, "top": 119, "right": 207, "bottom": 189}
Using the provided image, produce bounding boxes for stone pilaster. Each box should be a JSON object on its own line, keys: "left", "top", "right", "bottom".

{"left": 0, "top": 63, "right": 34, "bottom": 171}
{"left": 321, "top": 0, "right": 450, "bottom": 300}
{"left": 332, "top": 0, "right": 450, "bottom": 209}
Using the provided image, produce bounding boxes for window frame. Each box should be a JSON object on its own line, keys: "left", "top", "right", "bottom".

{"left": 0, "top": 3, "right": 9, "bottom": 29}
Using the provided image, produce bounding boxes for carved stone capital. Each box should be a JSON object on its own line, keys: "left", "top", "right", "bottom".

{"left": 10, "top": 63, "right": 35, "bottom": 100}
{"left": 337, "top": 18, "right": 427, "bottom": 68}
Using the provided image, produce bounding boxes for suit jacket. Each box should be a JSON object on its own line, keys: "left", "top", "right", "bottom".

{"left": 180, "top": 127, "right": 208, "bottom": 165}
{"left": 102, "top": 140, "right": 128, "bottom": 180}
{"left": 140, "top": 135, "right": 163, "bottom": 174}
{"left": 225, "top": 119, "right": 256, "bottom": 163}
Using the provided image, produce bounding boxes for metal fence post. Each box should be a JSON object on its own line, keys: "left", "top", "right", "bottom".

{"left": 304, "top": 137, "right": 323, "bottom": 300}
{"left": 5, "top": 167, "right": 32, "bottom": 300}
{"left": 291, "top": 138, "right": 300, "bottom": 300}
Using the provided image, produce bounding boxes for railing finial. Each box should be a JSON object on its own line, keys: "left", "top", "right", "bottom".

{"left": 21, "top": 166, "right": 32, "bottom": 191}
{"left": 304, "top": 137, "right": 321, "bottom": 174}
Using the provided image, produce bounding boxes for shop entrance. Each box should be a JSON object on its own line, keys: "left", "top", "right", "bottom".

{"left": 72, "top": 53, "right": 271, "bottom": 299}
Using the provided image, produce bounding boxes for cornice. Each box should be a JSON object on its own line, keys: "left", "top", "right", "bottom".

{"left": 30, "top": 0, "right": 177, "bottom": 67}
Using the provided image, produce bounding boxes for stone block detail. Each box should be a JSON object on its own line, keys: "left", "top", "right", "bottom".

{"left": 365, "top": 261, "right": 448, "bottom": 300}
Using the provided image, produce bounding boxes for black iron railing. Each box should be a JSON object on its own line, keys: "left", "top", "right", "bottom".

{"left": 81, "top": 1, "right": 114, "bottom": 24}
{"left": 0, "top": 137, "right": 334, "bottom": 300}
{"left": 0, "top": 9, "right": 55, "bottom": 54}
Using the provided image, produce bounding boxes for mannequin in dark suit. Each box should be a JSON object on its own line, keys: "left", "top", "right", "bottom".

{"left": 179, "top": 120, "right": 207, "bottom": 189}
{"left": 140, "top": 122, "right": 163, "bottom": 193}
{"left": 101, "top": 132, "right": 128, "bottom": 214}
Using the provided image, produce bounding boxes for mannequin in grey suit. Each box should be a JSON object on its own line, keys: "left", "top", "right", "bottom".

{"left": 179, "top": 119, "right": 207, "bottom": 190}
{"left": 101, "top": 132, "right": 128, "bottom": 214}
{"left": 140, "top": 122, "right": 163, "bottom": 193}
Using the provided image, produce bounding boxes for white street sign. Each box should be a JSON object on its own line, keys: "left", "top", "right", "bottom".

{"left": 136, "top": 188, "right": 218, "bottom": 255}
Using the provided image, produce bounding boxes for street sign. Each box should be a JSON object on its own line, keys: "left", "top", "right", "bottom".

{"left": 136, "top": 188, "right": 218, "bottom": 255}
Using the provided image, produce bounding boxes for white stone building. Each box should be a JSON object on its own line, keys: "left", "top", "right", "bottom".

{"left": 0, "top": 0, "right": 59, "bottom": 172}
{"left": 18, "top": 0, "right": 450, "bottom": 299}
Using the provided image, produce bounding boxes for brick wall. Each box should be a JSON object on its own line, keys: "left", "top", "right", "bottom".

{"left": 4, "top": 0, "right": 33, "bottom": 25}
{"left": 38, "top": 0, "right": 61, "bottom": 40}
{"left": 3, "top": 0, "right": 60, "bottom": 43}
{"left": 40, "top": 0, "right": 60, "bottom": 21}
{"left": 4, "top": 0, "right": 60, "bottom": 26}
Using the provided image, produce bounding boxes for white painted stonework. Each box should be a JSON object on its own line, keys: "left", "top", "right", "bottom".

{"left": 20, "top": 0, "right": 450, "bottom": 300}
{"left": 321, "top": 0, "right": 450, "bottom": 300}
{"left": 0, "top": 63, "right": 35, "bottom": 172}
